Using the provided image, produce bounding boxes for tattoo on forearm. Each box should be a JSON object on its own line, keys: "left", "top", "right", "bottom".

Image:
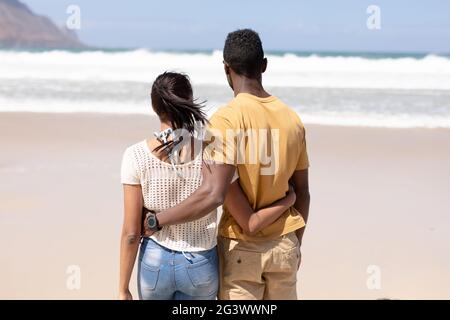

{"left": 126, "top": 235, "right": 139, "bottom": 245}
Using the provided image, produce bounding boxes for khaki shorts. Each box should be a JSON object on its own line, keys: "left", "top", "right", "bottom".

{"left": 218, "top": 232, "right": 301, "bottom": 300}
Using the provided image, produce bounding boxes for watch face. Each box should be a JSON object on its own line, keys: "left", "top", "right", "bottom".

{"left": 147, "top": 215, "right": 157, "bottom": 229}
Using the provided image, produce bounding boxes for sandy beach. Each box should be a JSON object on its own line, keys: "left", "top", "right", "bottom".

{"left": 1, "top": 112, "right": 449, "bottom": 299}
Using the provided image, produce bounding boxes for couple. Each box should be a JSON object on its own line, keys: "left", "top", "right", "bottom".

{"left": 119, "top": 29, "right": 310, "bottom": 300}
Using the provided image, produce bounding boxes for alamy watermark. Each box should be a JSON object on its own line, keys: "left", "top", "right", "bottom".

{"left": 66, "top": 5, "right": 81, "bottom": 30}
{"left": 366, "top": 264, "right": 381, "bottom": 290}
{"left": 166, "top": 123, "right": 284, "bottom": 175}
{"left": 66, "top": 265, "right": 81, "bottom": 290}
{"left": 366, "top": 5, "right": 381, "bottom": 30}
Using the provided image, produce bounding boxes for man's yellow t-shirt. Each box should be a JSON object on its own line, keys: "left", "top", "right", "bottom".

{"left": 206, "top": 93, "right": 309, "bottom": 241}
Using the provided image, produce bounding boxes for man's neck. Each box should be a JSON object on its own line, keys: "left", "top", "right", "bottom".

{"left": 233, "top": 77, "right": 271, "bottom": 98}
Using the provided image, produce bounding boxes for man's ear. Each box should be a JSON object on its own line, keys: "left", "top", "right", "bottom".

{"left": 261, "top": 58, "right": 268, "bottom": 73}
{"left": 223, "top": 63, "right": 234, "bottom": 90}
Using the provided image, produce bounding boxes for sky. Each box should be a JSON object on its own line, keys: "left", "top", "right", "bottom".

{"left": 23, "top": 0, "right": 450, "bottom": 53}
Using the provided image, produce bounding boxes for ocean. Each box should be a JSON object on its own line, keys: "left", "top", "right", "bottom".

{"left": 1, "top": 49, "right": 450, "bottom": 128}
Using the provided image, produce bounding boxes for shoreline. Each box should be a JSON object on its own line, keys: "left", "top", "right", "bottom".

{"left": 2, "top": 111, "right": 450, "bottom": 131}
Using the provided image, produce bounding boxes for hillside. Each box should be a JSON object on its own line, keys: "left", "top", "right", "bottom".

{"left": 0, "top": 0, "right": 85, "bottom": 49}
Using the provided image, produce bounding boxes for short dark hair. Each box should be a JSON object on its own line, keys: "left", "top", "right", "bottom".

{"left": 223, "top": 29, "right": 264, "bottom": 78}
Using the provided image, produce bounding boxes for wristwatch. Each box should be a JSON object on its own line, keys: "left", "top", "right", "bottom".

{"left": 145, "top": 212, "right": 162, "bottom": 232}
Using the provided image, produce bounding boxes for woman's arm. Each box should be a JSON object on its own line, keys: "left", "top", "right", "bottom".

{"left": 224, "top": 181, "right": 296, "bottom": 236}
{"left": 119, "top": 184, "right": 143, "bottom": 300}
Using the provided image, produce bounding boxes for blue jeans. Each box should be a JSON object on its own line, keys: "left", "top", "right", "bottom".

{"left": 137, "top": 238, "right": 219, "bottom": 300}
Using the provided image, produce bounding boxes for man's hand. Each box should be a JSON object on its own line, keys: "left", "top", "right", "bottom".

{"left": 290, "top": 169, "right": 310, "bottom": 247}
{"left": 141, "top": 209, "right": 156, "bottom": 237}
{"left": 286, "top": 184, "right": 297, "bottom": 207}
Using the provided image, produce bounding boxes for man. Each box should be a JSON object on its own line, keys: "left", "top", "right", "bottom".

{"left": 145, "top": 29, "right": 310, "bottom": 300}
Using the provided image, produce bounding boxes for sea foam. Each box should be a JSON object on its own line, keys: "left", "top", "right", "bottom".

{"left": 1, "top": 49, "right": 450, "bottom": 90}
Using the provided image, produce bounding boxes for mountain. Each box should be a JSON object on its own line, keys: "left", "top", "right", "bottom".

{"left": 0, "top": 0, "right": 86, "bottom": 49}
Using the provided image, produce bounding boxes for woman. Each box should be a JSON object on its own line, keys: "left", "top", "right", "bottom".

{"left": 119, "top": 72, "right": 296, "bottom": 300}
